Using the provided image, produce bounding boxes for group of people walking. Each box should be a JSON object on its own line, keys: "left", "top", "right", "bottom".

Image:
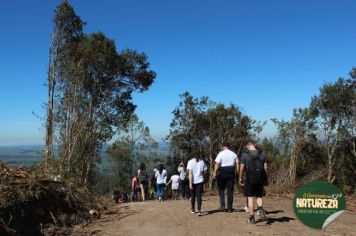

{"left": 130, "top": 163, "right": 165, "bottom": 202}
{"left": 130, "top": 162, "right": 190, "bottom": 202}
{"left": 128, "top": 139, "right": 268, "bottom": 224}
{"left": 187, "top": 139, "right": 268, "bottom": 223}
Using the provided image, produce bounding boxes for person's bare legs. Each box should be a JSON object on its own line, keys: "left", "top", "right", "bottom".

{"left": 256, "top": 197, "right": 267, "bottom": 219}
{"left": 140, "top": 184, "right": 146, "bottom": 201}
{"left": 244, "top": 197, "right": 249, "bottom": 212}
{"left": 247, "top": 196, "right": 256, "bottom": 223}
{"left": 248, "top": 197, "right": 254, "bottom": 216}
{"left": 256, "top": 197, "right": 262, "bottom": 208}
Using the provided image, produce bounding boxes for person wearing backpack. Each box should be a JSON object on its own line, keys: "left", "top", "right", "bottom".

{"left": 239, "top": 139, "right": 268, "bottom": 224}
{"left": 138, "top": 163, "right": 148, "bottom": 202}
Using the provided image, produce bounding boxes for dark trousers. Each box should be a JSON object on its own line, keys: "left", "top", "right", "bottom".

{"left": 218, "top": 173, "right": 235, "bottom": 211}
{"left": 157, "top": 183, "right": 165, "bottom": 198}
{"left": 191, "top": 182, "right": 203, "bottom": 212}
{"left": 180, "top": 179, "right": 189, "bottom": 199}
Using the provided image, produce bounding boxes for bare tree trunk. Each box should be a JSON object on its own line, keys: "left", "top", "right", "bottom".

{"left": 83, "top": 99, "right": 95, "bottom": 186}
{"left": 45, "top": 72, "right": 55, "bottom": 164}
{"left": 327, "top": 127, "right": 339, "bottom": 183}
{"left": 327, "top": 143, "right": 337, "bottom": 183}
{"left": 45, "top": 41, "right": 57, "bottom": 166}
{"left": 289, "top": 141, "right": 303, "bottom": 183}
{"left": 84, "top": 158, "right": 91, "bottom": 186}
{"left": 327, "top": 154, "right": 335, "bottom": 183}
{"left": 289, "top": 145, "right": 297, "bottom": 183}
{"left": 208, "top": 144, "right": 214, "bottom": 191}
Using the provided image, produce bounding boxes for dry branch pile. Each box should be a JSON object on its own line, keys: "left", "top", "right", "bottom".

{"left": 0, "top": 162, "right": 105, "bottom": 236}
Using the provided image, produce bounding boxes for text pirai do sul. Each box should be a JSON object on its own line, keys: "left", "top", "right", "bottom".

{"left": 296, "top": 197, "right": 338, "bottom": 209}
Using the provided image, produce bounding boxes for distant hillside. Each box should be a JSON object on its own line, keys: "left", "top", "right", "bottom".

{"left": 0, "top": 142, "right": 169, "bottom": 167}
{"left": 0, "top": 145, "right": 44, "bottom": 167}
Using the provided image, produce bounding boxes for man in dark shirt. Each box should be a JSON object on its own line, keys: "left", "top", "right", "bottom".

{"left": 239, "top": 139, "right": 268, "bottom": 224}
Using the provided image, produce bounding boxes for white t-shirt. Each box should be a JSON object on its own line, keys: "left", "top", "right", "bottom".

{"left": 215, "top": 149, "right": 238, "bottom": 167}
{"left": 178, "top": 167, "right": 187, "bottom": 180}
{"left": 187, "top": 158, "right": 207, "bottom": 184}
{"left": 155, "top": 169, "right": 167, "bottom": 184}
{"left": 170, "top": 175, "right": 180, "bottom": 190}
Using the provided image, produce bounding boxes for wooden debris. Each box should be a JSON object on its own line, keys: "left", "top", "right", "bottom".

{"left": 0, "top": 162, "right": 107, "bottom": 236}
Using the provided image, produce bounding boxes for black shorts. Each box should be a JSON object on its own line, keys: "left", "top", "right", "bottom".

{"left": 244, "top": 181, "right": 263, "bottom": 198}
{"left": 140, "top": 180, "right": 147, "bottom": 186}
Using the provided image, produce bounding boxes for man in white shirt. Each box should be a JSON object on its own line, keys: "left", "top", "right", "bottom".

{"left": 213, "top": 141, "right": 239, "bottom": 213}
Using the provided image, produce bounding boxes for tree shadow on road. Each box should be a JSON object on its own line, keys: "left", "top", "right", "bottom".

{"left": 265, "top": 210, "right": 284, "bottom": 215}
{"left": 203, "top": 209, "right": 224, "bottom": 215}
{"left": 200, "top": 209, "right": 288, "bottom": 219}
{"left": 264, "top": 216, "right": 296, "bottom": 225}
{"left": 201, "top": 208, "right": 245, "bottom": 216}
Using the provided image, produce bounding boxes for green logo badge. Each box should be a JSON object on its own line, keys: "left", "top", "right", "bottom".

{"left": 293, "top": 180, "right": 346, "bottom": 229}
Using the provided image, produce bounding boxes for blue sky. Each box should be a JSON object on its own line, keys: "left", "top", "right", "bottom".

{"left": 0, "top": 0, "right": 355, "bottom": 145}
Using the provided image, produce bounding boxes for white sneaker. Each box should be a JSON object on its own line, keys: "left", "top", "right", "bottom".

{"left": 244, "top": 206, "right": 250, "bottom": 213}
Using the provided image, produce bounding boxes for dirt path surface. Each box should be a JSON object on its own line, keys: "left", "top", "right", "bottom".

{"left": 72, "top": 194, "right": 356, "bottom": 236}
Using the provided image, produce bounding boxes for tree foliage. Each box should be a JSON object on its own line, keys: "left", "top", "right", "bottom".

{"left": 272, "top": 70, "right": 355, "bottom": 193}
{"left": 168, "top": 92, "right": 264, "bottom": 189}
{"left": 310, "top": 77, "right": 355, "bottom": 183}
{"left": 105, "top": 114, "right": 159, "bottom": 192}
{"left": 44, "top": 1, "right": 156, "bottom": 186}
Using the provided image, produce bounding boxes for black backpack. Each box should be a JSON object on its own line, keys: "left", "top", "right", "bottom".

{"left": 246, "top": 151, "right": 266, "bottom": 185}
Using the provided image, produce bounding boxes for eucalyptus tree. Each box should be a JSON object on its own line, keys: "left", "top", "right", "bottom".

{"left": 168, "top": 92, "right": 210, "bottom": 161}
{"left": 107, "top": 114, "right": 158, "bottom": 191}
{"left": 44, "top": 1, "right": 156, "bottom": 186}
{"left": 45, "top": 0, "right": 84, "bottom": 164}
{"left": 272, "top": 108, "right": 316, "bottom": 182}
{"left": 203, "top": 103, "right": 262, "bottom": 188}
{"left": 118, "top": 114, "right": 157, "bottom": 176}
{"left": 310, "top": 76, "right": 355, "bottom": 183}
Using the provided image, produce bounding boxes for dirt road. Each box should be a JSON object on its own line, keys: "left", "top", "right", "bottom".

{"left": 72, "top": 194, "right": 356, "bottom": 236}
